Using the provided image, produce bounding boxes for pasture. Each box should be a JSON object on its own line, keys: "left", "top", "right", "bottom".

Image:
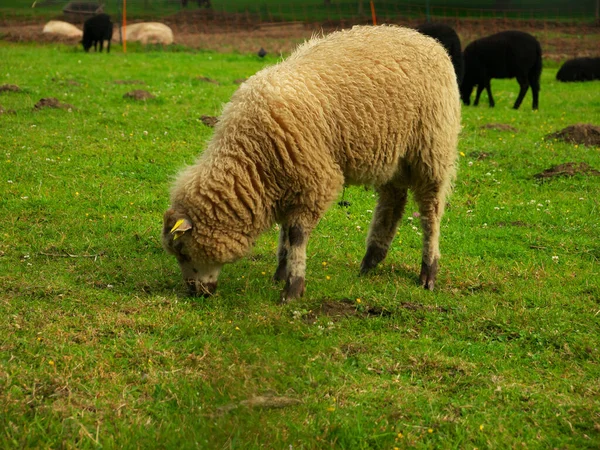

{"left": 1, "top": 40, "right": 599, "bottom": 448}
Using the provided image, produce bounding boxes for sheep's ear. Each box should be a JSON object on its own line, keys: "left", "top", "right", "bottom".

{"left": 170, "top": 217, "right": 192, "bottom": 240}
{"left": 164, "top": 209, "right": 193, "bottom": 240}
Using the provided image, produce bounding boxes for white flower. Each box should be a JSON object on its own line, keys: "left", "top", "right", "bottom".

{"left": 552, "top": 256, "right": 559, "bottom": 263}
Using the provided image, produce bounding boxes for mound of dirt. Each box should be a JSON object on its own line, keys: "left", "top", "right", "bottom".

{"left": 534, "top": 162, "right": 600, "bottom": 179}
{"left": 545, "top": 123, "right": 600, "bottom": 147}
{"left": 33, "top": 97, "right": 75, "bottom": 110}
{"left": 0, "top": 84, "right": 21, "bottom": 92}
{"left": 123, "top": 90, "right": 155, "bottom": 100}
{"left": 480, "top": 123, "right": 518, "bottom": 132}
{"left": 199, "top": 115, "right": 218, "bottom": 127}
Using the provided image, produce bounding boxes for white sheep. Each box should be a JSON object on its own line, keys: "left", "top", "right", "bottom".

{"left": 162, "top": 25, "right": 461, "bottom": 302}
{"left": 116, "top": 22, "right": 174, "bottom": 45}
{"left": 42, "top": 21, "right": 83, "bottom": 38}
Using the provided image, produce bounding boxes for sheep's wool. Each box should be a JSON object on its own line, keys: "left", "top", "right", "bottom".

{"left": 165, "top": 25, "right": 461, "bottom": 296}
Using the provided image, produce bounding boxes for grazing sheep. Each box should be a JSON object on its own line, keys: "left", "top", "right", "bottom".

{"left": 162, "top": 25, "right": 461, "bottom": 301}
{"left": 42, "top": 21, "right": 83, "bottom": 38}
{"left": 556, "top": 57, "right": 600, "bottom": 82}
{"left": 82, "top": 13, "right": 113, "bottom": 53}
{"left": 416, "top": 22, "right": 464, "bottom": 83}
{"left": 461, "top": 30, "right": 542, "bottom": 110}
{"left": 118, "top": 22, "right": 174, "bottom": 45}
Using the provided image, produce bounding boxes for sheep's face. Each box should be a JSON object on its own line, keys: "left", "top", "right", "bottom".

{"left": 162, "top": 209, "right": 223, "bottom": 297}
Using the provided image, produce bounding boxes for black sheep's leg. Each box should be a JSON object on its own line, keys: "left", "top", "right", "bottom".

{"left": 485, "top": 81, "right": 495, "bottom": 107}
{"left": 513, "top": 75, "right": 529, "bottom": 110}
{"left": 99, "top": 39, "right": 104, "bottom": 53}
{"left": 107, "top": 38, "right": 111, "bottom": 53}
{"left": 360, "top": 183, "right": 408, "bottom": 275}
{"left": 474, "top": 85, "right": 484, "bottom": 106}
{"left": 529, "top": 74, "right": 540, "bottom": 110}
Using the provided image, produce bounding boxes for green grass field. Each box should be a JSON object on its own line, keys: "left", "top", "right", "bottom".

{"left": 1, "top": 41, "right": 599, "bottom": 449}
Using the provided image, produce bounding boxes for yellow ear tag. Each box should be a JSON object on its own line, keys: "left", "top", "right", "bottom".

{"left": 170, "top": 219, "right": 185, "bottom": 234}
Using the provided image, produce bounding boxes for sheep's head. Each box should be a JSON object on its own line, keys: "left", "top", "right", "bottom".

{"left": 162, "top": 208, "right": 223, "bottom": 297}
{"left": 459, "top": 81, "right": 473, "bottom": 106}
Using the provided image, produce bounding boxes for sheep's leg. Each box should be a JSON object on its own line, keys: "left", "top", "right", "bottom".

{"left": 530, "top": 76, "right": 540, "bottom": 110}
{"left": 414, "top": 182, "right": 448, "bottom": 291}
{"left": 280, "top": 223, "right": 312, "bottom": 303}
{"left": 513, "top": 76, "right": 530, "bottom": 110}
{"left": 360, "top": 184, "right": 408, "bottom": 274}
{"left": 273, "top": 225, "right": 289, "bottom": 282}
{"left": 473, "top": 85, "right": 484, "bottom": 106}
{"left": 484, "top": 81, "right": 495, "bottom": 107}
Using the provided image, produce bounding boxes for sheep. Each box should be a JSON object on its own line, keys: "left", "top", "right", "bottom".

{"left": 416, "top": 22, "right": 464, "bottom": 83}
{"left": 460, "top": 30, "right": 542, "bottom": 110}
{"left": 556, "top": 57, "right": 600, "bottom": 82}
{"left": 82, "top": 13, "right": 113, "bottom": 53}
{"left": 162, "top": 25, "right": 461, "bottom": 302}
{"left": 42, "top": 21, "right": 83, "bottom": 38}
{"left": 117, "top": 22, "right": 174, "bottom": 46}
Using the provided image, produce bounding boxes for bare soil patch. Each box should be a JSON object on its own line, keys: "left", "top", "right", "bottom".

{"left": 545, "top": 123, "right": 600, "bottom": 147}
{"left": 481, "top": 123, "right": 518, "bottom": 132}
{"left": 33, "top": 97, "right": 75, "bottom": 110}
{"left": 469, "top": 151, "right": 493, "bottom": 160}
{"left": 195, "top": 76, "right": 219, "bottom": 85}
{"left": 0, "top": 84, "right": 21, "bottom": 92}
{"left": 534, "top": 162, "right": 600, "bottom": 179}
{"left": 2, "top": 15, "right": 598, "bottom": 59}
{"left": 199, "top": 115, "right": 218, "bottom": 127}
{"left": 123, "top": 90, "right": 155, "bottom": 100}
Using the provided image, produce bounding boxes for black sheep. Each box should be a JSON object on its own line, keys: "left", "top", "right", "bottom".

{"left": 556, "top": 57, "right": 600, "bottom": 82}
{"left": 82, "top": 13, "right": 113, "bottom": 53}
{"left": 416, "top": 23, "right": 464, "bottom": 84}
{"left": 461, "top": 30, "right": 542, "bottom": 110}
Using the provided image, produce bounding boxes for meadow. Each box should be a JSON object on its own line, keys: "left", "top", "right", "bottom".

{"left": 0, "top": 40, "right": 599, "bottom": 449}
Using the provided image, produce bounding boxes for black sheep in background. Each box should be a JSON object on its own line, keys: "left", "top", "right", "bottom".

{"left": 82, "top": 13, "right": 113, "bottom": 53}
{"left": 461, "top": 30, "right": 542, "bottom": 110}
{"left": 416, "top": 23, "right": 464, "bottom": 84}
{"left": 556, "top": 57, "right": 600, "bottom": 82}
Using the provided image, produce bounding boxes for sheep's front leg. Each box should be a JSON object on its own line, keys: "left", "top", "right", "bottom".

{"left": 473, "top": 85, "right": 484, "bottom": 106}
{"left": 360, "top": 184, "right": 408, "bottom": 274}
{"left": 484, "top": 81, "right": 495, "bottom": 107}
{"left": 273, "top": 225, "right": 289, "bottom": 282}
{"left": 414, "top": 182, "right": 448, "bottom": 290}
{"left": 280, "top": 224, "right": 311, "bottom": 303}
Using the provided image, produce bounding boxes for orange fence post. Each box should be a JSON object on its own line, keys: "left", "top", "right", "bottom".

{"left": 370, "top": 0, "right": 376, "bottom": 25}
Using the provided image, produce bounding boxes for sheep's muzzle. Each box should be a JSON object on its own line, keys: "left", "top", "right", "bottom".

{"left": 186, "top": 280, "right": 217, "bottom": 297}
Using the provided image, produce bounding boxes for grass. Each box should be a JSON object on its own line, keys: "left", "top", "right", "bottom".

{"left": 1, "top": 41, "right": 599, "bottom": 449}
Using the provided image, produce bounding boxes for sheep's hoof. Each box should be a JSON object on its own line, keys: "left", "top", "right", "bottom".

{"left": 280, "top": 276, "right": 305, "bottom": 303}
{"left": 419, "top": 259, "right": 439, "bottom": 291}
{"left": 359, "top": 244, "right": 388, "bottom": 275}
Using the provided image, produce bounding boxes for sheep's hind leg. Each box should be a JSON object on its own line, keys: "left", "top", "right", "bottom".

{"left": 360, "top": 183, "right": 408, "bottom": 274}
{"left": 414, "top": 182, "right": 448, "bottom": 290}
{"left": 273, "top": 225, "right": 289, "bottom": 282}
{"left": 513, "top": 75, "right": 530, "bottom": 110}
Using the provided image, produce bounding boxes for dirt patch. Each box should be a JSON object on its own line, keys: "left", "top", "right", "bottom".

{"left": 545, "top": 123, "right": 600, "bottom": 147}
{"left": 233, "top": 78, "right": 246, "bottom": 85}
{"left": 200, "top": 115, "right": 218, "bottom": 127}
{"left": 113, "top": 79, "right": 145, "bottom": 85}
{"left": 217, "top": 395, "right": 301, "bottom": 414}
{"left": 481, "top": 123, "right": 518, "bottom": 132}
{"left": 33, "top": 97, "right": 75, "bottom": 110}
{"left": 195, "top": 76, "right": 219, "bottom": 85}
{"left": 123, "top": 90, "right": 155, "bottom": 100}
{"left": 0, "top": 84, "right": 21, "bottom": 92}
{"left": 534, "top": 162, "right": 600, "bottom": 179}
